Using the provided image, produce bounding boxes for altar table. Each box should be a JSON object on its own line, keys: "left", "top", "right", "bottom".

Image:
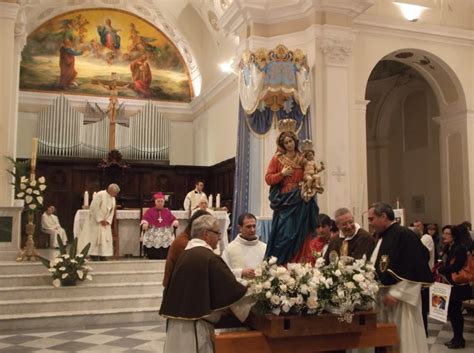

{"left": 73, "top": 209, "right": 230, "bottom": 256}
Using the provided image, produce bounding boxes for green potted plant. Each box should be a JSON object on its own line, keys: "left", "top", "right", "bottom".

{"left": 38, "top": 236, "right": 92, "bottom": 287}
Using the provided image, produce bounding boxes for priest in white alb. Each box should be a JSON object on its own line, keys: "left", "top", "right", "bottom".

{"left": 41, "top": 205, "right": 68, "bottom": 248}
{"left": 222, "top": 213, "right": 266, "bottom": 280}
{"left": 78, "top": 184, "right": 120, "bottom": 261}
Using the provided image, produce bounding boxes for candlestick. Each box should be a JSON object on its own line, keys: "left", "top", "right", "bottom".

{"left": 216, "top": 193, "right": 221, "bottom": 208}
{"left": 208, "top": 194, "right": 213, "bottom": 208}
{"left": 84, "top": 191, "right": 89, "bottom": 207}
{"left": 31, "top": 138, "right": 38, "bottom": 179}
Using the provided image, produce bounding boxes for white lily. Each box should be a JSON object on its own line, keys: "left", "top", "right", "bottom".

{"left": 26, "top": 188, "right": 32, "bottom": 194}
{"left": 37, "top": 196, "right": 43, "bottom": 204}
{"left": 30, "top": 180, "right": 37, "bottom": 187}
{"left": 16, "top": 192, "right": 24, "bottom": 198}
{"left": 52, "top": 279, "right": 61, "bottom": 288}
{"left": 25, "top": 195, "right": 33, "bottom": 204}
{"left": 39, "top": 185, "right": 46, "bottom": 191}
{"left": 38, "top": 176, "right": 46, "bottom": 183}
{"left": 28, "top": 204, "right": 37, "bottom": 210}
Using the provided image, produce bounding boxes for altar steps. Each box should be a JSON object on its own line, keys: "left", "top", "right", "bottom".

{"left": 0, "top": 260, "right": 165, "bottom": 332}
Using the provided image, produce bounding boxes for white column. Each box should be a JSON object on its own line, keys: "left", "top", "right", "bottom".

{"left": 467, "top": 110, "right": 474, "bottom": 223}
{"left": 436, "top": 111, "right": 470, "bottom": 224}
{"left": 352, "top": 99, "right": 369, "bottom": 223}
{"left": 320, "top": 26, "right": 355, "bottom": 215}
{"left": 0, "top": 2, "right": 23, "bottom": 206}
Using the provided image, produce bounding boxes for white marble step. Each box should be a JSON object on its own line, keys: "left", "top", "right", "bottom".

{"left": 0, "top": 307, "right": 162, "bottom": 332}
{"left": 0, "top": 259, "right": 165, "bottom": 275}
{"left": 0, "top": 282, "right": 163, "bottom": 300}
{"left": 0, "top": 293, "right": 162, "bottom": 315}
{"left": 0, "top": 270, "right": 163, "bottom": 287}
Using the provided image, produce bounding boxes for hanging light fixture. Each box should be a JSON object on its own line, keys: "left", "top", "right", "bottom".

{"left": 394, "top": 1, "right": 427, "bottom": 22}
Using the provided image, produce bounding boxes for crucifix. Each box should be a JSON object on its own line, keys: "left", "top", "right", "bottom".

{"left": 92, "top": 73, "right": 129, "bottom": 150}
{"left": 331, "top": 166, "right": 346, "bottom": 182}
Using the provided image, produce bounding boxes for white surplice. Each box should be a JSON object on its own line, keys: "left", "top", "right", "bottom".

{"left": 41, "top": 213, "right": 68, "bottom": 247}
{"left": 221, "top": 234, "right": 266, "bottom": 279}
{"left": 77, "top": 190, "right": 115, "bottom": 256}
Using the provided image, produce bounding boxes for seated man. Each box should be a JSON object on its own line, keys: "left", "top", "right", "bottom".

{"left": 41, "top": 205, "right": 68, "bottom": 248}
{"left": 191, "top": 195, "right": 214, "bottom": 216}
{"left": 324, "top": 207, "right": 375, "bottom": 263}
{"left": 222, "top": 213, "right": 266, "bottom": 279}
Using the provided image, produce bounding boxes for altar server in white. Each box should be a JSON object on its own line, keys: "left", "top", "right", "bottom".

{"left": 78, "top": 184, "right": 120, "bottom": 260}
{"left": 41, "top": 205, "right": 68, "bottom": 248}
{"left": 183, "top": 180, "right": 206, "bottom": 213}
{"left": 222, "top": 213, "right": 266, "bottom": 279}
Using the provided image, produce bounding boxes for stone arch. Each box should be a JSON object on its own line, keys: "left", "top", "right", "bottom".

{"left": 365, "top": 48, "right": 468, "bottom": 224}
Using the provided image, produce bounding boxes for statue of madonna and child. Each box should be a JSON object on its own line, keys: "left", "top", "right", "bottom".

{"left": 264, "top": 118, "right": 325, "bottom": 265}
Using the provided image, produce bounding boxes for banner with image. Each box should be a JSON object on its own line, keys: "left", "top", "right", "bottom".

{"left": 429, "top": 282, "right": 452, "bottom": 323}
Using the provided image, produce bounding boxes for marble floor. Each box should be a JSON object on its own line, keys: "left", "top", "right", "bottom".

{"left": 0, "top": 315, "right": 473, "bottom": 352}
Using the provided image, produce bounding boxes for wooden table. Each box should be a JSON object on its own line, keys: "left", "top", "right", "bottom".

{"left": 215, "top": 323, "right": 398, "bottom": 353}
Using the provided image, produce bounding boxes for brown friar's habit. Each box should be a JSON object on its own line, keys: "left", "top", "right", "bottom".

{"left": 324, "top": 228, "right": 376, "bottom": 263}
{"left": 159, "top": 246, "right": 247, "bottom": 319}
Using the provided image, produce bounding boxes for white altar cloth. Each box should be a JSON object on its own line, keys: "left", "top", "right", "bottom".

{"left": 73, "top": 209, "right": 230, "bottom": 256}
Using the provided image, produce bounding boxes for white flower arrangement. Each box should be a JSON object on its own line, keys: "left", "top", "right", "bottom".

{"left": 16, "top": 176, "right": 46, "bottom": 210}
{"left": 247, "top": 255, "right": 379, "bottom": 323}
{"left": 37, "top": 236, "right": 92, "bottom": 287}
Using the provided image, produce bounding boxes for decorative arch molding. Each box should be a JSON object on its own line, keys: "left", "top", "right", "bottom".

{"left": 381, "top": 48, "right": 467, "bottom": 117}
{"left": 23, "top": 0, "right": 202, "bottom": 97}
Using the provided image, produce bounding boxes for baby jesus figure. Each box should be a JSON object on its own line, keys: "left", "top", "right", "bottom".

{"left": 300, "top": 140, "right": 325, "bottom": 201}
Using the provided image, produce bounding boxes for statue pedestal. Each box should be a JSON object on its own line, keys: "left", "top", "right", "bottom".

{"left": 0, "top": 206, "right": 23, "bottom": 261}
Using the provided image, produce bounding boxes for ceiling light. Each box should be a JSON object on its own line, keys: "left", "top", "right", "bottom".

{"left": 219, "top": 59, "right": 235, "bottom": 74}
{"left": 394, "top": 2, "right": 427, "bottom": 22}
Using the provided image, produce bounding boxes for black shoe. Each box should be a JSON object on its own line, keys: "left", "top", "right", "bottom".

{"left": 100, "top": 256, "right": 108, "bottom": 261}
{"left": 446, "top": 340, "right": 465, "bottom": 349}
{"left": 444, "top": 339, "right": 455, "bottom": 346}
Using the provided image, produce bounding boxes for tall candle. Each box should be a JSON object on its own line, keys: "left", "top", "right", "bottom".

{"left": 208, "top": 194, "right": 213, "bottom": 208}
{"left": 216, "top": 193, "right": 221, "bottom": 208}
{"left": 84, "top": 191, "right": 89, "bottom": 207}
{"left": 31, "top": 137, "right": 38, "bottom": 178}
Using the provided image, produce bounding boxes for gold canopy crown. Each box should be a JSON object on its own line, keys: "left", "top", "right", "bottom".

{"left": 277, "top": 119, "right": 297, "bottom": 133}
{"left": 300, "top": 139, "right": 313, "bottom": 151}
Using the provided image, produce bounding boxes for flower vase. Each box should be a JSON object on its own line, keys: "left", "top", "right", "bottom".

{"left": 61, "top": 277, "right": 77, "bottom": 287}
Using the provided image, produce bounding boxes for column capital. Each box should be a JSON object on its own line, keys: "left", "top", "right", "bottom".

{"left": 0, "top": 2, "right": 19, "bottom": 21}
{"left": 14, "top": 1, "right": 26, "bottom": 55}
{"left": 320, "top": 28, "right": 355, "bottom": 66}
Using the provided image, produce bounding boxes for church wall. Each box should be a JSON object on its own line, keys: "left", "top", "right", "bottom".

{"left": 16, "top": 111, "right": 38, "bottom": 159}
{"left": 169, "top": 121, "right": 194, "bottom": 165}
{"left": 192, "top": 86, "right": 239, "bottom": 166}
{"left": 176, "top": 5, "right": 221, "bottom": 95}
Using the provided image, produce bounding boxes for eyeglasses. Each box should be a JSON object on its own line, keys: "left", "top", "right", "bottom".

{"left": 208, "top": 229, "right": 221, "bottom": 236}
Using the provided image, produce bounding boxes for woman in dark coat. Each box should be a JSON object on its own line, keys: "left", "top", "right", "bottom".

{"left": 437, "top": 225, "right": 472, "bottom": 349}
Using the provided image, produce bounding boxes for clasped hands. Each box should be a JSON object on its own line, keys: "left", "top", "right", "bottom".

{"left": 281, "top": 166, "right": 294, "bottom": 177}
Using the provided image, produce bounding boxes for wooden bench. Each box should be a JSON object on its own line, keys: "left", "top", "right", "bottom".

{"left": 215, "top": 323, "right": 399, "bottom": 353}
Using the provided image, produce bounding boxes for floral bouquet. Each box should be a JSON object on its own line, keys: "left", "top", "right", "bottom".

{"left": 317, "top": 256, "right": 379, "bottom": 322}
{"left": 247, "top": 255, "right": 379, "bottom": 323}
{"left": 37, "top": 236, "right": 92, "bottom": 287}
{"left": 247, "top": 256, "right": 324, "bottom": 316}
{"left": 16, "top": 176, "right": 46, "bottom": 211}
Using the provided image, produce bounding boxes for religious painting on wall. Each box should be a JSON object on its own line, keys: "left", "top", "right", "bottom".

{"left": 20, "top": 9, "right": 193, "bottom": 102}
